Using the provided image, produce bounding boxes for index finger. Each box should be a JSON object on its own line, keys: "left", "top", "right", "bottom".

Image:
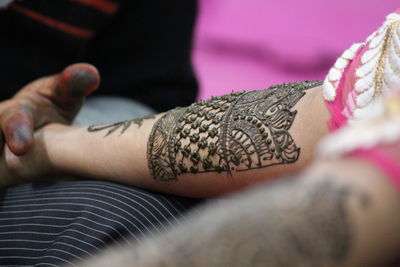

{"left": 1, "top": 104, "right": 34, "bottom": 155}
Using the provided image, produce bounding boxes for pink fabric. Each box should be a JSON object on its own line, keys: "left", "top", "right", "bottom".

{"left": 325, "top": 43, "right": 368, "bottom": 131}
{"left": 351, "top": 148, "right": 400, "bottom": 191}
{"left": 193, "top": 1, "right": 399, "bottom": 100}
{"left": 325, "top": 75, "right": 348, "bottom": 131}
{"left": 342, "top": 90, "right": 358, "bottom": 118}
{"left": 341, "top": 44, "right": 371, "bottom": 111}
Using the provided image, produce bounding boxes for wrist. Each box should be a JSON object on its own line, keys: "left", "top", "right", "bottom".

{"left": 39, "top": 123, "right": 76, "bottom": 176}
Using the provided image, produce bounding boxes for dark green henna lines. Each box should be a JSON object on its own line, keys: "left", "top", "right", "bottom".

{"left": 87, "top": 114, "right": 155, "bottom": 137}
{"left": 88, "top": 121, "right": 133, "bottom": 137}
{"left": 131, "top": 114, "right": 156, "bottom": 128}
{"left": 147, "top": 81, "right": 322, "bottom": 181}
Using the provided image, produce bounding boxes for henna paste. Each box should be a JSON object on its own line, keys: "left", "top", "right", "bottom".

{"left": 147, "top": 81, "right": 322, "bottom": 181}
{"left": 87, "top": 114, "right": 155, "bottom": 137}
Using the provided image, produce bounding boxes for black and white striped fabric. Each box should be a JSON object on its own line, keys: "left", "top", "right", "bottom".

{"left": 0, "top": 180, "right": 200, "bottom": 266}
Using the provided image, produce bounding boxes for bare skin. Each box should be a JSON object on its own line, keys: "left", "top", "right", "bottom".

{"left": 0, "top": 83, "right": 330, "bottom": 197}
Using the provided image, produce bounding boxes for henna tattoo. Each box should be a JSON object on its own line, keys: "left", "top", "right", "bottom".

{"left": 87, "top": 114, "right": 155, "bottom": 137}
{"left": 131, "top": 115, "right": 156, "bottom": 127}
{"left": 147, "top": 81, "right": 322, "bottom": 181}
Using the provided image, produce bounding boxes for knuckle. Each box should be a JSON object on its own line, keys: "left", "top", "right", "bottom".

{"left": 18, "top": 76, "right": 53, "bottom": 95}
{"left": 0, "top": 100, "right": 13, "bottom": 115}
{"left": 1, "top": 105, "right": 28, "bottom": 125}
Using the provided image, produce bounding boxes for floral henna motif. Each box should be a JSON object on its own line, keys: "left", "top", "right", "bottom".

{"left": 147, "top": 81, "right": 322, "bottom": 181}
{"left": 87, "top": 114, "right": 156, "bottom": 136}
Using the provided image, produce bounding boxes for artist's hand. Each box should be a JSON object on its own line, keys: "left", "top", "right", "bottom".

{"left": 0, "top": 131, "right": 46, "bottom": 187}
{"left": 0, "top": 63, "right": 100, "bottom": 155}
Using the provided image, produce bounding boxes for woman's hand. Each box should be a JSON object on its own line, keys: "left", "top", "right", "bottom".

{"left": 0, "top": 127, "right": 52, "bottom": 188}
{"left": 0, "top": 63, "right": 100, "bottom": 188}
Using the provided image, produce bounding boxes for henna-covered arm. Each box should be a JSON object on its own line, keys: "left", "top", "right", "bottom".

{"left": 1, "top": 82, "right": 330, "bottom": 197}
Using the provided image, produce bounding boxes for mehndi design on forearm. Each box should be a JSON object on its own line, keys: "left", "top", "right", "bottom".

{"left": 147, "top": 81, "right": 322, "bottom": 181}
{"left": 87, "top": 114, "right": 155, "bottom": 136}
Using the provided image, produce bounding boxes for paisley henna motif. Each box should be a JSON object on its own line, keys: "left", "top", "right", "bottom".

{"left": 147, "top": 81, "right": 322, "bottom": 181}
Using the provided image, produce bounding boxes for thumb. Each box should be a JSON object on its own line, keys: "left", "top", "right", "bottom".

{"left": 53, "top": 63, "right": 101, "bottom": 105}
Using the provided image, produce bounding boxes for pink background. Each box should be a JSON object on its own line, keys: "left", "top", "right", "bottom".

{"left": 193, "top": 0, "right": 399, "bottom": 99}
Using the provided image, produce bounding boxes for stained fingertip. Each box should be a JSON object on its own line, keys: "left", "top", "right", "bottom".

{"left": 60, "top": 63, "right": 100, "bottom": 98}
{"left": 6, "top": 122, "right": 33, "bottom": 155}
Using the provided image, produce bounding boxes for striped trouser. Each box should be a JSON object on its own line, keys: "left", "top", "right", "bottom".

{"left": 0, "top": 97, "right": 201, "bottom": 266}
{"left": 0, "top": 180, "right": 200, "bottom": 266}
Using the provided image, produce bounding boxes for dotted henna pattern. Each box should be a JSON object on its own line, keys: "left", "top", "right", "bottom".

{"left": 147, "top": 81, "right": 322, "bottom": 181}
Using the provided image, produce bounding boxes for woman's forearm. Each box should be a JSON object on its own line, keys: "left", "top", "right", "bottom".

{"left": 41, "top": 82, "right": 329, "bottom": 197}
{"left": 42, "top": 117, "right": 156, "bottom": 189}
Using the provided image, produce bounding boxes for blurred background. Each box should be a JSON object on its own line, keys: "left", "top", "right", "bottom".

{"left": 193, "top": 0, "right": 399, "bottom": 99}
